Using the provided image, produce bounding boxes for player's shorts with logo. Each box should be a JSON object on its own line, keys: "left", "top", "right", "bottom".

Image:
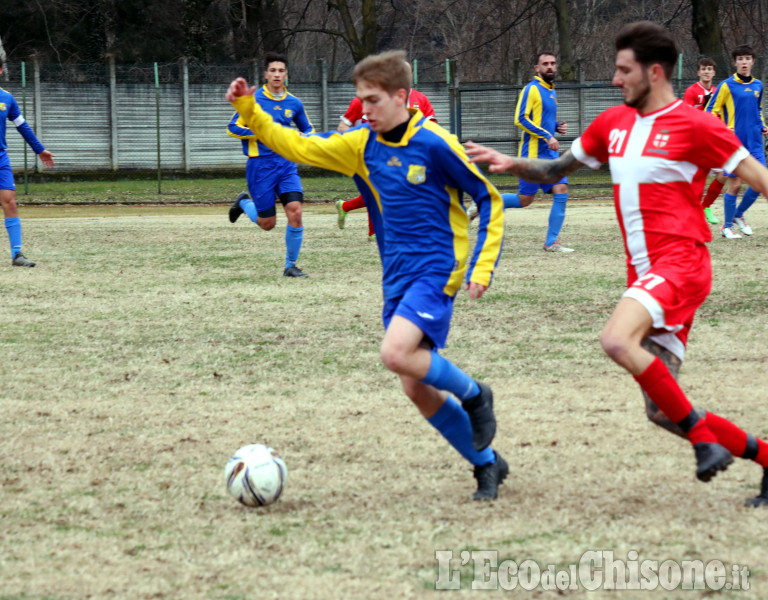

{"left": 382, "top": 278, "right": 455, "bottom": 349}
{"left": 622, "top": 239, "right": 712, "bottom": 352}
{"left": 245, "top": 154, "right": 303, "bottom": 213}
{"left": 0, "top": 152, "right": 16, "bottom": 190}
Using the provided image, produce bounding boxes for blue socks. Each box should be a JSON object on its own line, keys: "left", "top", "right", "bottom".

{"left": 421, "top": 351, "right": 480, "bottom": 401}
{"left": 723, "top": 193, "right": 737, "bottom": 227}
{"left": 285, "top": 225, "right": 304, "bottom": 269}
{"left": 240, "top": 197, "right": 259, "bottom": 223}
{"left": 736, "top": 188, "right": 760, "bottom": 218}
{"left": 5, "top": 217, "right": 22, "bottom": 258}
{"left": 502, "top": 193, "right": 521, "bottom": 209}
{"left": 428, "top": 397, "right": 495, "bottom": 466}
{"left": 545, "top": 193, "right": 568, "bottom": 246}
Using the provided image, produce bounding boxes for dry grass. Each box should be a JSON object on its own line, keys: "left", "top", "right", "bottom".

{"left": 2, "top": 200, "right": 768, "bottom": 599}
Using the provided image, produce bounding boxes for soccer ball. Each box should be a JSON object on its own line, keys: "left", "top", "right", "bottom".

{"left": 225, "top": 444, "right": 287, "bottom": 507}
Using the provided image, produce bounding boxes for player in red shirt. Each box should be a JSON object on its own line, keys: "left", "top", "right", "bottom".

{"left": 466, "top": 21, "right": 768, "bottom": 506}
{"left": 683, "top": 57, "right": 725, "bottom": 225}
{"left": 335, "top": 88, "right": 437, "bottom": 237}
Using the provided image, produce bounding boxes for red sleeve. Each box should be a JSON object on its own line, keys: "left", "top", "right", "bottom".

{"left": 343, "top": 97, "right": 363, "bottom": 123}
{"left": 578, "top": 111, "right": 611, "bottom": 164}
{"left": 683, "top": 84, "right": 697, "bottom": 108}
{"left": 692, "top": 110, "right": 746, "bottom": 168}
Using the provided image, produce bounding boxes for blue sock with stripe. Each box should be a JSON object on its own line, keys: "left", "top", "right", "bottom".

{"left": 5, "top": 217, "right": 22, "bottom": 258}
{"left": 723, "top": 193, "right": 737, "bottom": 228}
{"left": 240, "top": 197, "right": 258, "bottom": 223}
{"left": 502, "top": 193, "right": 521, "bottom": 209}
{"left": 545, "top": 193, "right": 568, "bottom": 246}
{"left": 285, "top": 225, "right": 304, "bottom": 269}
{"left": 421, "top": 351, "right": 480, "bottom": 401}
{"left": 736, "top": 188, "right": 760, "bottom": 218}
{"left": 427, "top": 397, "right": 496, "bottom": 466}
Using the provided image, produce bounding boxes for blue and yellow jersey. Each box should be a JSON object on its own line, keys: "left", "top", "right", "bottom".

{"left": 231, "top": 94, "right": 504, "bottom": 300}
{"left": 228, "top": 85, "right": 313, "bottom": 158}
{"left": 515, "top": 76, "right": 559, "bottom": 160}
{"left": 0, "top": 87, "right": 45, "bottom": 154}
{"left": 707, "top": 74, "right": 766, "bottom": 154}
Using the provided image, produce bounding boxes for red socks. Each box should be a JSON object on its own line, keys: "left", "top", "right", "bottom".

{"left": 342, "top": 195, "right": 366, "bottom": 212}
{"left": 702, "top": 179, "right": 724, "bottom": 208}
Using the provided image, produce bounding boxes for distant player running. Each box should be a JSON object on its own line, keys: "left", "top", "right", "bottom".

{"left": 335, "top": 87, "right": 437, "bottom": 238}
{"left": 467, "top": 21, "right": 768, "bottom": 507}
{"left": 707, "top": 44, "right": 768, "bottom": 238}
{"left": 683, "top": 57, "right": 725, "bottom": 225}
{"left": 227, "top": 50, "right": 508, "bottom": 501}
{"left": 0, "top": 64, "right": 55, "bottom": 267}
{"left": 227, "top": 52, "right": 314, "bottom": 277}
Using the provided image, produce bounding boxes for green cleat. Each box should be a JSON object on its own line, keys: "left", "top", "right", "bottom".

{"left": 335, "top": 200, "right": 347, "bottom": 229}
{"left": 704, "top": 207, "right": 719, "bottom": 225}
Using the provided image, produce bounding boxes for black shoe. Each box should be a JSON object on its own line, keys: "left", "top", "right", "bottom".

{"left": 462, "top": 382, "right": 496, "bottom": 451}
{"left": 746, "top": 467, "right": 768, "bottom": 507}
{"left": 11, "top": 253, "right": 35, "bottom": 267}
{"left": 473, "top": 452, "right": 509, "bottom": 501}
{"left": 283, "top": 265, "right": 308, "bottom": 278}
{"left": 694, "top": 442, "right": 733, "bottom": 482}
{"left": 229, "top": 191, "right": 249, "bottom": 223}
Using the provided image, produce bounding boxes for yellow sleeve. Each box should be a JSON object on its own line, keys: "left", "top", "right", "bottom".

{"left": 232, "top": 95, "right": 364, "bottom": 177}
{"left": 710, "top": 85, "right": 734, "bottom": 128}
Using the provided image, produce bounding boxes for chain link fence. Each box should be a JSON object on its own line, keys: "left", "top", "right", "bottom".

{"left": 2, "top": 58, "right": 766, "bottom": 191}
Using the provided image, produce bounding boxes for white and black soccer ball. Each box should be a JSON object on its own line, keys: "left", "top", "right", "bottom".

{"left": 225, "top": 444, "right": 287, "bottom": 507}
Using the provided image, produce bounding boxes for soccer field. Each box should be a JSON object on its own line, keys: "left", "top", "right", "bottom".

{"left": 2, "top": 200, "right": 768, "bottom": 599}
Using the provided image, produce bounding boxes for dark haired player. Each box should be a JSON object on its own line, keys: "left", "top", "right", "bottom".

{"left": 467, "top": 22, "right": 768, "bottom": 507}
{"left": 227, "top": 52, "right": 314, "bottom": 277}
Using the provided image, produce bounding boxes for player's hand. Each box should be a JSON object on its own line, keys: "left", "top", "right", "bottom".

{"left": 38, "top": 150, "right": 55, "bottom": 168}
{"left": 556, "top": 121, "right": 568, "bottom": 135}
{"left": 226, "top": 77, "right": 256, "bottom": 103}
{"left": 762, "top": 127, "right": 768, "bottom": 137}
{"left": 464, "top": 141, "right": 515, "bottom": 173}
{"left": 466, "top": 281, "right": 487, "bottom": 300}
{"left": 547, "top": 136, "right": 560, "bottom": 151}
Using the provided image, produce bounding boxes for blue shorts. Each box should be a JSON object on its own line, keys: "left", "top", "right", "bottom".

{"left": 246, "top": 155, "right": 303, "bottom": 214}
{"left": 518, "top": 175, "right": 567, "bottom": 196}
{"left": 725, "top": 148, "right": 765, "bottom": 177}
{"left": 382, "top": 279, "right": 455, "bottom": 349}
{"left": 0, "top": 153, "right": 15, "bottom": 190}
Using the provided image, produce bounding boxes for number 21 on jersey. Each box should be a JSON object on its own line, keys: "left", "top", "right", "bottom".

{"left": 608, "top": 128, "right": 628, "bottom": 155}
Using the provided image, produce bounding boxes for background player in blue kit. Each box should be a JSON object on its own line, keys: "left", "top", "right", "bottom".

{"left": 226, "top": 50, "right": 509, "bottom": 500}
{"left": 0, "top": 64, "right": 55, "bottom": 267}
{"left": 707, "top": 44, "right": 768, "bottom": 238}
{"left": 506, "top": 52, "right": 572, "bottom": 252}
{"left": 227, "top": 52, "right": 314, "bottom": 277}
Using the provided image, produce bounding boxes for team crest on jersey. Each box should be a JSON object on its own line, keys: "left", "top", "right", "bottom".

{"left": 0, "top": 103, "right": 5, "bottom": 112}
{"left": 407, "top": 164, "right": 426, "bottom": 184}
{"left": 652, "top": 132, "right": 669, "bottom": 148}
{"left": 387, "top": 156, "right": 402, "bottom": 167}
{"left": 284, "top": 109, "right": 294, "bottom": 118}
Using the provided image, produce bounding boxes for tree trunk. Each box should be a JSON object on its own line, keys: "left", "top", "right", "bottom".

{"left": 692, "top": 0, "right": 726, "bottom": 71}
{"left": 555, "top": 0, "right": 575, "bottom": 81}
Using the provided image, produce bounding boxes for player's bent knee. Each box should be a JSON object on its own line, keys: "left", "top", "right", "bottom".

{"left": 599, "top": 332, "right": 630, "bottom": 364}
{"left": 519, "top": 195, "right": 535, "bottom": 208}
{"left": 257, "top": 217, "right": 276, "bottom": 231}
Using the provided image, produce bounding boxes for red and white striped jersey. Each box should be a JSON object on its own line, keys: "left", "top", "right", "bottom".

{"left": 571, "top": 100, "right": 748, "bottom": 276}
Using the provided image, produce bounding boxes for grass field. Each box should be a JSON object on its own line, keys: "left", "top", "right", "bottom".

{"left": 2, "top": 195, "right": 768, "bottom": 599}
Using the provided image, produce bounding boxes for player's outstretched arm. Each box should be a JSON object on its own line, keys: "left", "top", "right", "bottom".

{"left": 466, "top": 141, "right": 584, "bottom": 182}
{"left": 734, "top": 154, "right": 768, "bottom": 198}
{"left": 38, "top": 150, "right": 55, "bottom": 168}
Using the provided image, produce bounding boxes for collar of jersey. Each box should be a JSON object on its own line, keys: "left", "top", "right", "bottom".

{"left": 732, "top": 73, "right": 754, "bottom": 84}
{"left": 375, "top": 108, "right": 425, "bottom": 146}
{"left": 534, "top": 76, "right": 555, "bottom": 90}
{"left": 262, "top": 85, "right": 288, "bottom": 100}
{"left": 636, "top": 98, "right": 682, "bottom": 119}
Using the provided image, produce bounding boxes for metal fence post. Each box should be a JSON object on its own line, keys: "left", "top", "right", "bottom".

{"left": 154, "top": 62, "right": 161, "bottom": 193}
{"left": 577, "top": 60, "right": 584, "bottom": 137}
{"left": 448, "top": 59, "right": 460, "bottom": 137}
{"left": 181, "top": 57, "right": 190, "bottom": 172}
{"left": 108, "top": 55, "right": 118, "bottom": 171}
{"left": 318, "top": 58, "right": 328, "bottom": 132}
{"left": 33, "top": 58, "right": 42, "bottom": 172}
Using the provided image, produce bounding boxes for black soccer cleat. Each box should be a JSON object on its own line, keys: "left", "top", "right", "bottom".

{"left": 694, "top": 442, "right": 733, "bottom": 482}
{"left": 229, "top": 191, "right": 249, "bottom": 223}
{"left": 283, "top": 265, "right": 308, "bottom": 278}
{"left": 745, "top": 467, "right": 768, "bottom": 508}
{"left": 462, "top": 382, "right": 496, "bottom": 451}
{"left": 11, "top": 253, "right": 35, "bottom": 267}
{"left": 473, "top": 452, "right": 509, "bottom": 501}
